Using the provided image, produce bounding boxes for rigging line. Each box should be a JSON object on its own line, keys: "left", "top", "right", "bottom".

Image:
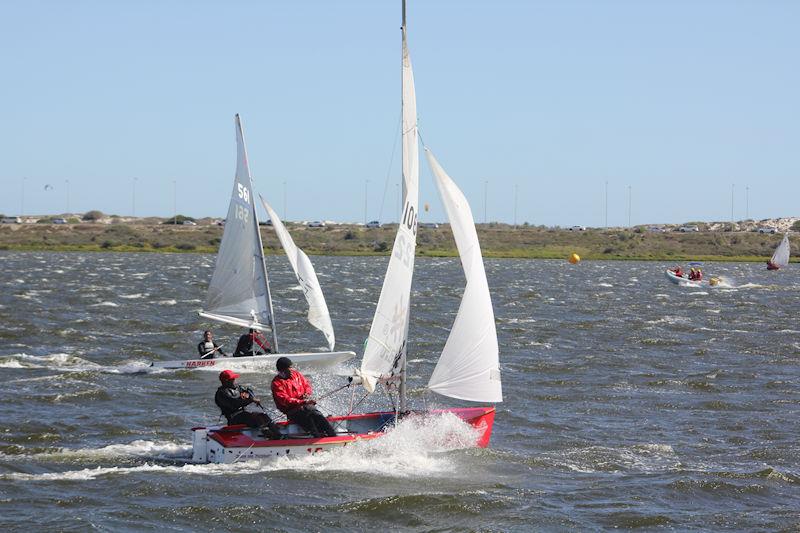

{"left": 377, "top": 111, "right": 403, "bottom": 223}
{"left": 341, "top": 391, "right": 371, "bottom": 423}
{"left": 382, "top": 381, "right": 398, "bottom": 413}
{"left": 316, "top": 382, "right": 351, "bottom": 402}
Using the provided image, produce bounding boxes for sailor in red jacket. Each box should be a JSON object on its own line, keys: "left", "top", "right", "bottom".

{"left": 271, "top": 357, "right": 336, "bottom": 438}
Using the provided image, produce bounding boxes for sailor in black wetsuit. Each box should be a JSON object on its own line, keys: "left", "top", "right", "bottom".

{"left": 233, "top": 328, "right": 273, "bottom": 357}
{"left": 214, "top": 370, "right": 280, "bottom": 438}
{"left": 197, "top": 330, "right": 227, "bottom": 359}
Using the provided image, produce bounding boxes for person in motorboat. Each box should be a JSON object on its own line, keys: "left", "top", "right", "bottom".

{"left": 197, "top": 330, "right": 227, "bottom": 359}
{"left": 271, "top": 357, "right": 337, "bottom": 438}
{"left": 215, "top": 370, "right": 281, "bottom": 438}
{"left": 694, "top": 268, "right": 703, "bottom": 281}
{"left": 670, "top": 265, "right": 684, "bottom": 278}
{"left": 233, "top": 328, "right": 272, "bottom": 357}
{"left": 688, "top": 267, "right": 697, "bottom": 281}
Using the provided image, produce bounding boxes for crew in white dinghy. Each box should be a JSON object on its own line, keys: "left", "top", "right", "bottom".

{"left": 197, "top": 330, "right": 228, "bottom": 359}
{"left": 233, "top": 328, "right": 273, "bottom": 357}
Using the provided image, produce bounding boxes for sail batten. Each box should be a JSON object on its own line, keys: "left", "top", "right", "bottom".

{"left": 770, "top": 233, "right": 790, "bottom": 268}
{"left": 200, "top": 115, "right": 275, "bottom": 333}
{"left": 424, "top": 148, "right": 502, "bottom": 403}
{"left": 260, "top": 196, "right": 336, "bottom": 350}
{"left": 359, "top": 26, "right": 419, "bottom": 393}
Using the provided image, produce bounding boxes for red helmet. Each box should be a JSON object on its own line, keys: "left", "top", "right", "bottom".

{"left": 219, "top": 370, "right": 239, "bottom": 382}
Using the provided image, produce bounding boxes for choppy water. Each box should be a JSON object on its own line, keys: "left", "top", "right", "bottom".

{"left": 1, "top": 252, "right": 799, "bottom": 531}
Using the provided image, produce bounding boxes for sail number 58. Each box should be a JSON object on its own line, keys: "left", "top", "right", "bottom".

{"left": 235, "top": 183, "right": 251, "bottom": 223}
{"left": 237, "top": 183, "right": 250, "bottom": 204}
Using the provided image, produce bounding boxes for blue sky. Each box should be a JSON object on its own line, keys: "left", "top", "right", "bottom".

{"left": 1, "top": 0, "right": 797, "bottom": 227}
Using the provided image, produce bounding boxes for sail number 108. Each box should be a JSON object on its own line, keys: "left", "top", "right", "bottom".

{"left": 401, "top": 201, "right": 417, "bottom": 235}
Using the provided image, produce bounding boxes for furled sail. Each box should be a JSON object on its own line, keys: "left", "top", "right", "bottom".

{"left": 200, "top": 115, "right": 274, "bottom": 331}
{"left": 260, "top": 196, "right": 335, "bottom": 350}
{"left": 359, "top": 25, "right": 419, "bottom": 393}
{"left": 770, "top": 233, "right": 790, "bottom": 268}
{"left": 424, "top": 148, "right": 502, "bottom": 403}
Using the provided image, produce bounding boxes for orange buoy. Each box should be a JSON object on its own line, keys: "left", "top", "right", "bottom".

{"left": 568, "top": 253, "right": 580, "bottom": 264}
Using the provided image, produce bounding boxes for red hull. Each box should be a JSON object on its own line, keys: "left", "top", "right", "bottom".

{"left": 207, "top": 406, "right": 496, "bottom": 450}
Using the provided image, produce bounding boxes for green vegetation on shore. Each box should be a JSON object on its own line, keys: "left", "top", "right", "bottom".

{"left": 0, "top": 221, "right": 796, "bottom": 262}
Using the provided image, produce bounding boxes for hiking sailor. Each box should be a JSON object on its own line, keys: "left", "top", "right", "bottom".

{"left": 271, "top": 357, "right": 336, "bottom": 438}
{"left": 198, "top": 330, "right": 227, "bottom": 359}
{"left": 215, "top": 370, "right": 280, "bottom": 438}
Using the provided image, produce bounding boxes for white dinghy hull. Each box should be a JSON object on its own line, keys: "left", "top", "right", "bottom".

{"left": 150, "top": 351, "right": 355, "bottom": 371}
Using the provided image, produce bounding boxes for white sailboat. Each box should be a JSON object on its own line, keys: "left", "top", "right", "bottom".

{"left": 151, "top": 115, "right": 354, "bottom": 371}
{"left": 767, "top": 233, "right": 790, "bottom": 270}
{"left": 191, "top": 2, "right": 500, "bottom": 463}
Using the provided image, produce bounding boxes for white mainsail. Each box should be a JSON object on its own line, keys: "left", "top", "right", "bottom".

{"left": 770, "top": 233, "right": 790, "bottom": 268}
{"left": 424, "top": 149, "right": 502, "bottom": 403}
{"left": 359, "top": 23, "right": 419, "bottom": 393}
{"left": 259, "top": 195, "right": 336, "bottom": 351}
{"left": 200, "top": 115, "right": 275, "bottom": 333}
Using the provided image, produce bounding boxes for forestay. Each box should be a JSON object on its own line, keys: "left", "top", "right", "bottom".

{"left": 771, "top": 233, "right": 790, "bottom": 268}
{"left": 425, "top": 149, "right": 502, "bottom": 403}
{"left": 260, "top": 196, "right": 335, "bottom": 350}
{"left": 359, "top": 25, "right": 419, "bottom": 393}
{"left": 200, "top": 115, "right": 273, "bottom": 331}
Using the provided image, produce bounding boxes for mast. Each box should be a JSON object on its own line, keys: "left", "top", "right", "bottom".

{"left": 236, "top": 113, "right": 279, "bottom": 352}
{"left": 360, "top": 0, "right": 418, "bottom": 400}
{"left": 254, "top": 195, "right": 279, "bottom": 352}
{"left": 399, "top": 0, "right": 408, "bottom": 412}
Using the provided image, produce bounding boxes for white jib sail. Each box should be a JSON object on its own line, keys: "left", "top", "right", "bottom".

{"left": 260, "top": 196, "right": 335, "bottom": 350}
{"left": 771, "top": 233, "right": 790, "bottom": 268}
{"left": 200, "top": 114, "right": 272, "bottom": 330}
{"left": 359, "top": 27, "right": 419, "bottom": 393}
{"left": 424, "top": 148, "right": 502, "bottom": 403}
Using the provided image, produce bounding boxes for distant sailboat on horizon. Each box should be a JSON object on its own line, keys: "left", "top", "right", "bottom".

{"left": 767, "top": 233, "right": 790, "bottom": 270}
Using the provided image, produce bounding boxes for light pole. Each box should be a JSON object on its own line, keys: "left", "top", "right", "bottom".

{"left": 746, "top": 186, "right": 749, "bottom": 219}
{"left": 483, "top": 180, "right": 488, "bottom": 224}
{"left": 513, "top": 183, "right": 518, "bottom": 228}
{"left": 364, "top": 179, "right": 369, "bottom": 225}
{"left": 65, "top": 179, "right": 70, "bottom": 214}
{"left": 132, "top": 177, "right": 137, "bottom": 217}
{"left": 627, "top": 185, "right": 632, "bottom": 227}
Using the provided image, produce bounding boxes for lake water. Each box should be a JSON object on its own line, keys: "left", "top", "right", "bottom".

{"left": 0, "top": 252, "right": 798, "bottom": 531}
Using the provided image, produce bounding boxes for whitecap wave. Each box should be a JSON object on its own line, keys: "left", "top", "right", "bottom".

{"left": 0, "top": 353, "right": 101, "bottom": 371}
{"left": 545, "top": 443, "right": 679, "bottom": 474}
{"left": 42, "top": 440, "right": 192, "bottom": 460}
